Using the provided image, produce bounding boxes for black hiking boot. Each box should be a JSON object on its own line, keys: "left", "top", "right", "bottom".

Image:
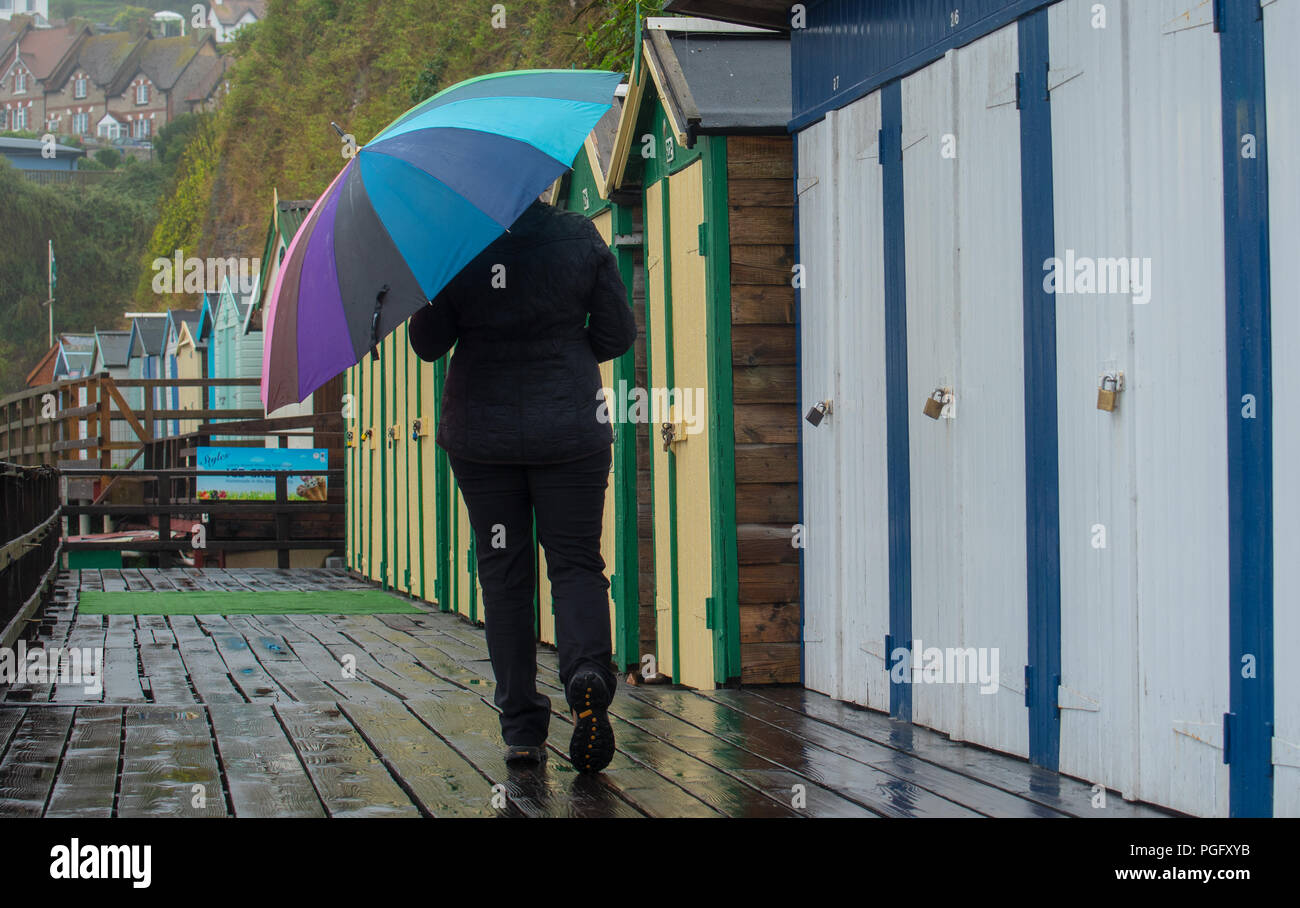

{"left": 567, "top": 669, "right": 615, "bottom": 774}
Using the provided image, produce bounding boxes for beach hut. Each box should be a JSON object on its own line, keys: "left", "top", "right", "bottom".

{"left": 586, "top": 16, "right": 798, "bottom": 689}
{"left": 91, "top": 329, "right": 134, "bottom": 467}
{"left": 127, "top": 314, "right": 168, "bottom": 439}
{"left": 668, "top": 0, "right": 1297, "bottom": 816}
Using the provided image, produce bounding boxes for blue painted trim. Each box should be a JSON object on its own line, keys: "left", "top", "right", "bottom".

{"left": 789, "top": 0, "right": 1060, "bottom": 133}
{"left": 793, "top": 137, "right": 805, "bottom": 687}
{"left": 880, "top": 80, "right": 912, "bottom": 722}
{"left": 1017, "top": 9, "right": 1061, "bottom": 771}
{"left": 1217, "top": 1, "right": 1274, "bottom": 819}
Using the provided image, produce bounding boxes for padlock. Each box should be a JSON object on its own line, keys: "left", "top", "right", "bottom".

{"left": 1097, "top": 375, "right": 1119, "bottom": 412}
{"left": 661, "top": 422, "right": 676, "bottom": 452}
{"left": 923, "top": 389, "right": 945, "bottom": 420}
{"left": 805, "top": 399, "right": 832, "bottom": 427}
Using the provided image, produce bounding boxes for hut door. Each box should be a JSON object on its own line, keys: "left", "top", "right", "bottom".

{"left": 646, "top": 159, "right": 718, "bottom": 690}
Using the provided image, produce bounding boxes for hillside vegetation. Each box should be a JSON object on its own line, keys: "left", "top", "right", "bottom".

{"left": 0, "top": 0, "right": 656, "bottom": 394}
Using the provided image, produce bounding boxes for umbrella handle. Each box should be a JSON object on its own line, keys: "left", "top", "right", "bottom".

{"left": 370, "top": 284, "right": 389, "bottom": 360}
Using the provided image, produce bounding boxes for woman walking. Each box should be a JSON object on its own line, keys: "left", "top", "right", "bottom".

{"left": 408, "top": 196, "right": 636, "bottom": 774}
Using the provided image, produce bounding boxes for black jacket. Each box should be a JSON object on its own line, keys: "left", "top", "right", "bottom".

{"left": 407, "top": 200, "right": 636, "bottom": 463}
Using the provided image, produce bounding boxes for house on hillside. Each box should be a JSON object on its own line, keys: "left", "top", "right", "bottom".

{"left": 206, "top": 0, "right": 265, "bottom": 44}
{"left": 0, "top": 2, "right": 49, "bottom": 26}
{"left": 0, "top": 19, "right": 86, "bottom": 132}
{"left": 104, "top": 30, "right": 220, "bottom": 141}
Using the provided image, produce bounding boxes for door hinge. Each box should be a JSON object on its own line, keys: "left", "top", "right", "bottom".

{"left": 697, "top": 222, "right": 708, "bottom": 255}
{"left": 1024, "top": 664, "right": 1033, "bottom": 708}
{"left": 1015, "top": 71, "right": 1022, "bottom": 109}
{"left": 1223, "top": 711, "right": 1234, "bottom": 764}
{"left": 705, "top": 595, "right": 716, "bottom": 629}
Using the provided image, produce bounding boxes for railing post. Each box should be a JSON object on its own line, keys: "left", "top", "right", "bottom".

{"left": 276, "top": 472, "right": 290, "bottom": 569}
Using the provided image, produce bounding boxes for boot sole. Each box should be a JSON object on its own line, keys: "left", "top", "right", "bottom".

{"left": 568, "top": 672, "right": 614, "bottom": 774}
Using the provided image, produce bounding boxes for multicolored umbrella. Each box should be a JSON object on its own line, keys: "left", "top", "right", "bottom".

{"left": 260, "top": 68, "right": 624, "bottom": 411}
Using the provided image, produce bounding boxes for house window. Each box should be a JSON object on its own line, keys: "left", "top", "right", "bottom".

{"left": 135, "top": 83, "right": 149, "bottom": 105}
{"left": 133, "top": 117, "right": 151, "bottom": 139}
{"left": 15, "top": 70, "right": 27, "bottom": 94}
{"left": 73, "top": 112, "right": 88, "bottom": 135}
{"left": 13, "top": 107, "right": 26, "bottom": 130}
{"left": 0, "top": 110, "right": 6, "bottom": 130}
{"left": 74, "top": 76, "right": 87, "bottom": 99}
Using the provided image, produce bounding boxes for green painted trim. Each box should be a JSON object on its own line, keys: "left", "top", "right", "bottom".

{"left": 643, "top": 191, "right": 660, "bottom": 680}
{"left": 433, "top": 358, "right": 451, "bottom": 612}
{"left": 659, "top": 176, "right": 680, "bottom": 684}
{"left": 379, "top": 335, "right": 389, "bottom": 590}
{"left": 702, "top": 137, "right": 741, "bottom": 684}
{"left": 415, "top": 346, "right": 426, "bottom": 600}
{"left": 611, "top": 201, "right": 640, "bottom": 669}
{"left": 452, "top": 484, "right": 460, "bottom": 615}
{"left": 403, "top": 330, "right": 412, "bottom": 592}
{"left": 562, "top": 146, "right": 611, "bottom": 218}
{"left": 642, "top": 96, "right": 703, "bottom": 187}
{"left": 468, "top": 535, "right": 478, "bottom": 623}
{"left": 346, "top": 365, "right": 353, "bottom": 570}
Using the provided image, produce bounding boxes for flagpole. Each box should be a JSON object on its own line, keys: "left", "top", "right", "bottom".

{"left": 47, "top": 240, "right": 54, "bottom": 348}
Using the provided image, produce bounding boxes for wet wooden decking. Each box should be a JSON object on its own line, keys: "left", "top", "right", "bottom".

{"left": 0, "top": 569, "right": 1172, "bottom": 818}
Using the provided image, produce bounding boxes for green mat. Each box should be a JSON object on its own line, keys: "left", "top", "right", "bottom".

{"left": 77, "top": 590, "right": 423, "bottom": 616}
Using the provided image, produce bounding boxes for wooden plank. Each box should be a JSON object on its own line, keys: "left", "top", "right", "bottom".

{"left": 739, "top": 602, "right": 801, "bottom": 644}
{"left": 0, "top": 707, "right": 74, "bottom": 816}
{"left": 207, "top": 703, "right": 326, "bottom": 817}
{"left": 198, "top": 615, "right": 282, "bottom": 701}
{"left": 734, "top": 403, "right": 798, "bottom": 444}
{"left": 105, "top": 614, "right": 136, "bottom": 647}
{"left": 0, "top": 707, "right": 24, "bottom": 757}
{"left": 280, "top": 634, "right": 394, "bottom": 703}
{"left": 173, "top": 635, "right": 245, "bottom": 704}
{"left": 273, "top": 703, "right": 419, "bottom": 817}
{"left": 735, "top": 483, "right": 799, "bottom": 524}
{"left": 732, "top": 365, "right": 797, "bottom": 403}
{"left": 102, "top": 647, "right": 147, "bottom": 703}
{"left": 337, "top": 698, "right": 496, "bottom": 818}
{"left": 365, "top": 628, "right": 711, "bottom": 818}
{"left": 751, "top": 687, "right": 1171, "bottom": 818}
{"left": 726, "top": 206, "right": 794, "bottom": 244}
{"left": 730, "top": 244, "right": 794, "bottom": 285}
{"left": 118, "top": 706, "right": 227, "bottom": 817}
{"left": 403, "top": 694, "right": 643, "bottom": 818}
{"left": 732, "top": 325, "right": 797, "bottom": 365}
{"left": 44, "top": 706, "right": 122, "bottom": 818}
{"left": 138, "top": 614, "right": 175, "bottom": 645}
{"left": 739, "top": 643, "right": 801, "bottom": 684}
{"left": 727, "top": 177, "right": 794, "bottom": 207}
{"left": 701, "top": 690, "right": 1060, "bottom": 818}
{"left": 138, "top": 643, "right": 197, "bottom": 704}
{"left": 734, "top": 442, "right": 799, "bottom": 484}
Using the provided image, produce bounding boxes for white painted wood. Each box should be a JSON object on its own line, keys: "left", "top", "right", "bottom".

{"left": 1264, "top": 0, "right": 1300, "bottom": 818}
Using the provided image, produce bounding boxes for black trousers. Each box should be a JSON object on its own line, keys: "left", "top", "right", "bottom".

{"left": 447, "top": 446, "right": 617, "bottom": 746}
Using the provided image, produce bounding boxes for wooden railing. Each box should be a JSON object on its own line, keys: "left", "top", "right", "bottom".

{"left": 62, "top": 466, "right": 345, "bottom": 569}
{"left": 1, "top": 372, "right": 346, "bottom": 569}
{"left": 0, "top": 462, "right": 62, "bottom": 648}
{"left": 0, "top": 374, "right": 266, "bottom": 468}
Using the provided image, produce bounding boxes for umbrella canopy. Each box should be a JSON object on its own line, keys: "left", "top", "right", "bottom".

{"left": 260, "top": 68, "right": 624, "bottom": 411}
